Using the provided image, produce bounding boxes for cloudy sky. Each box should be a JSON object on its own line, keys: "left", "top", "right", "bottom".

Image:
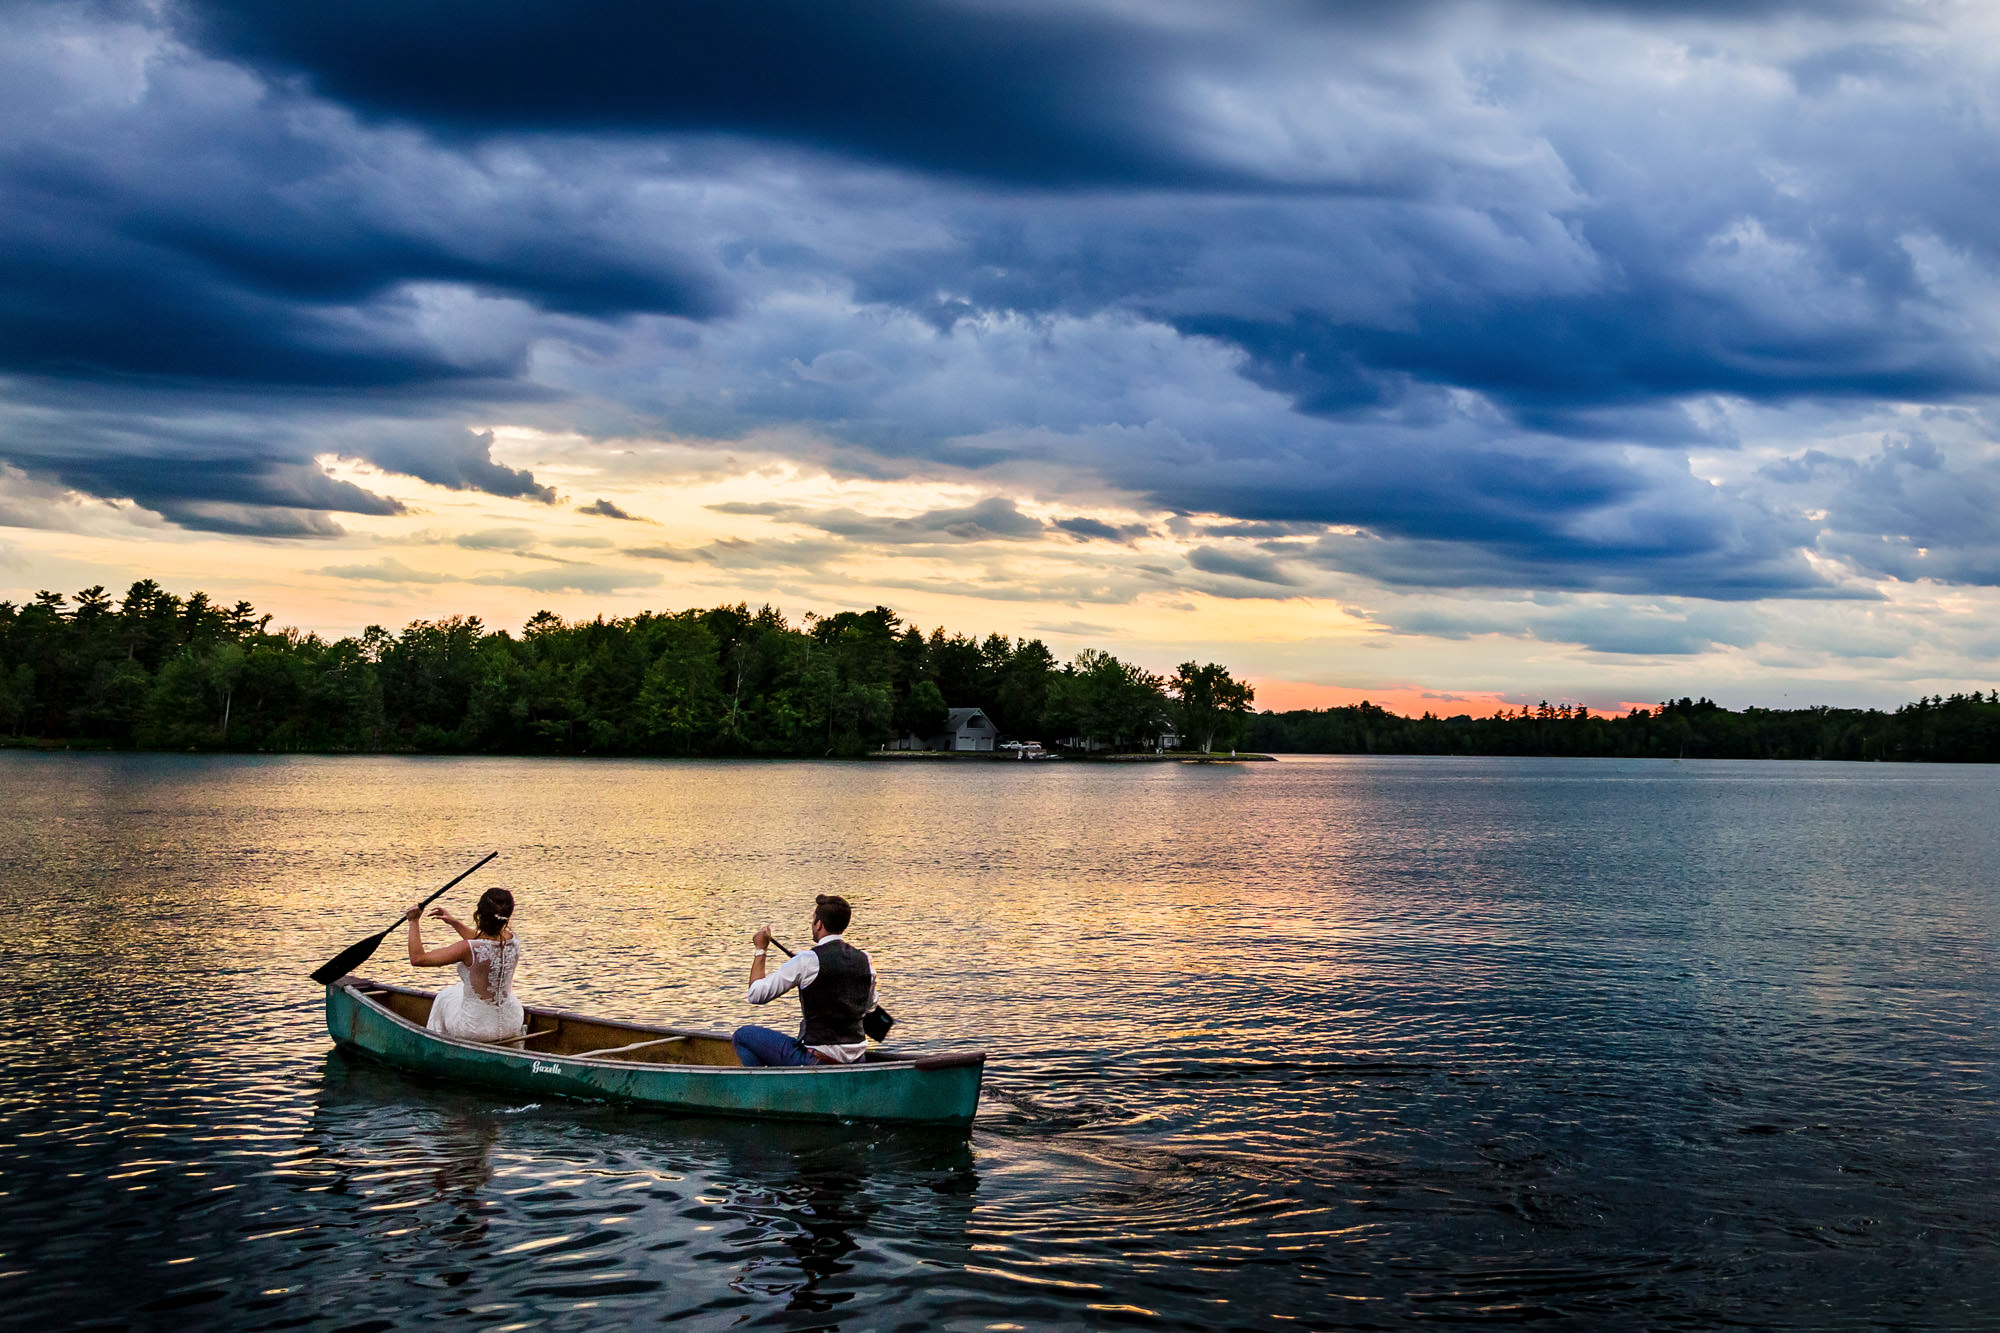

{"left": 5, "top": 0, "right": 2000, "bottom": 712}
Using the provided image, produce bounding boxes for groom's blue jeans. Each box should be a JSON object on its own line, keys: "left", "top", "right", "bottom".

{"left": 732, "top": 1024, "right": 813, "bottom": 1067}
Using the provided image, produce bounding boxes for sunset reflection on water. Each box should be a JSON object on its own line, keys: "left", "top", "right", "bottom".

{"left": 2, "top": 752, "right": 1998, "bottom": 1329}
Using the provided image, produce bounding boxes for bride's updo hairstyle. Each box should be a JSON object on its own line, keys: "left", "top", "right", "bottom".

{"left": 474, "top": 887, "right": 514, "bottom": 936}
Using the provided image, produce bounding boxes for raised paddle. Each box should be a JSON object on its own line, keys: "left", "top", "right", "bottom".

{"left": 764, "top": 933, "right": 897, "bottom": 1042}
{"left": 309, "top": 852, "right": 499, "bottom": 985}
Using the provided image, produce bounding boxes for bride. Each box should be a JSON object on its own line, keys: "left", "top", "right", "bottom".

{"left": 405, "top": 887, "right": 524, "bottom": 1042}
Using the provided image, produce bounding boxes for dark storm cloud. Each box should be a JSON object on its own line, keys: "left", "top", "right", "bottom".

{"left": 185, "top": 0, "right": 1892, "bottom": 187}
{"left": 1817, "top": 436, "right": 2000, "bottom": 587}
{"left": 0, "top": 67, "right": 719, "bottom": 391}
{"left": 49, "top": 451, "right": 402, "bottom": 520}
{"left": 1054, "top": 517, "right": 1149, "bottom": 544}
{"left": 0, "top": 212, "right": 704, "bottom": 391}
{"left": 1759, "top": 450, "right": 1859, "bottom": 485}
{"left": 131, "top": 210, "right": 718, "bottom": 324}
{"left": 0, "top": 382, "right": 548, "bottom": 532}
{"left": 366, "top": 430, "right": 556, "bottom": 503}
{"left": 1195, "top": 520, "right": 1327, "bottom": 540}
{"left": 1007, "top": 420, "right": 1834, "bottom": 599}
{"left": 0, "top": 246, "right": 478, "bottom": 391}
{"left": 707, "top": 497, "right": 1045, "bottom": 543}
{"left": 0, "top": 4, "right": 714, "bottom": 526}
{"left": 1180, "top": 291, "right": 1987, "bottom": 429}
{"left": 6, "top": 0, "right": 2000, "bottom": 613}
{"left": 1303, "top": 527, "right": 1837, "bottom": 600}
{"left": 1384, "top": 600, "right": 1764, "bottom": 656}
{"left": 1185, "top": 547, "right": 1301, "bottom": 586}
{"left": 578, "top": 498, "right": 643, "bottom": 521}
{"left": 186, "top": 0, "right": 1207, "bottom": 187}
{"left": 0, "top": 392, "right": 407, "bottom": 534}
{"left": 842, "top": 174, "right": 1994, "bottom": 442}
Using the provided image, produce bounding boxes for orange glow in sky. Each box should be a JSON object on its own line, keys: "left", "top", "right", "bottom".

{"left": 1250, "top": 679, "right": 1638, "bottom": 719}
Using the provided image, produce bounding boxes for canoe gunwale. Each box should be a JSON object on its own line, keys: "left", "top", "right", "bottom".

{"left": 910, "top": 1052, "right": 986, "bottom": 1071}
{"left": 331, "top": 975, "right": 987, "bottom": 1078}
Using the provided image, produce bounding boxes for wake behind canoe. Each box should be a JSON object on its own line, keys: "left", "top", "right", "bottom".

{"left": 324, "top": 977, "right": 985, "bottom": 1127}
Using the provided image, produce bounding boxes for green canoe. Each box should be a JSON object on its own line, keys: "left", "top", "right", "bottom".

{"left": 324, "top": 976, "right": 986, "bottom": 1127}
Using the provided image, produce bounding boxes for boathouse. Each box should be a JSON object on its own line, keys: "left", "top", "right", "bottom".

{"left": 936, "top": 707, "right": 997, "bottom": 751}
{"left": 886, "top": 706, "right": 999, "bottom": 751}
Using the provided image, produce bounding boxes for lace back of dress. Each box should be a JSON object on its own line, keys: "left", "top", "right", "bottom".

{"left": 466, "top": 937, "right": 521, "bottom": 1003}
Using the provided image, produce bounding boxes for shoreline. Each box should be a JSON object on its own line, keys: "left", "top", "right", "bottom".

{"left": 867, "top": 749, "right": 1276, "bottom": 762}
{"left": 0, "top": 738, "right": 1275, "bottom": 762}
{"left": 2, "top": 742, "right": 1991, "bottom": 764}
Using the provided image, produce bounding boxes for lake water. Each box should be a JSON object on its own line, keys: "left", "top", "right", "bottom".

{"left": 2, "top": 753, "right": 1997, "bottom": 1330}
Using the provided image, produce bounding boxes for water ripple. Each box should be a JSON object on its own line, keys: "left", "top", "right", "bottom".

{"left": 1, "top": 753, "right": 1998, "bottom": 1329}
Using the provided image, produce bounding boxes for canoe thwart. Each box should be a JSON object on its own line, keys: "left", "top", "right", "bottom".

{"left": 572, "top": 1035, "right": 691, "bottom": 1059}
{"left": 490, "top": 1028, "right": 558, "bottom": 1046}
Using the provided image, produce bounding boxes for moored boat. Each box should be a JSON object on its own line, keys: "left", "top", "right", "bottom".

{"left": 324, "top": 976, "right": 985, "bottom": 1126}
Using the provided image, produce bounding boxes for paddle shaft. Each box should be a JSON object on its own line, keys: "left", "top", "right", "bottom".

{"left": 308, "top": 851, "right": 498, "bottom": 984}
{"left": 394, "top": 850, "right": 500, "bottom": 931}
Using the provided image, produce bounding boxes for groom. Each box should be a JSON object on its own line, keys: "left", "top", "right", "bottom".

{"left": 733, "top": 893, "right": 878, "bottom": 1067}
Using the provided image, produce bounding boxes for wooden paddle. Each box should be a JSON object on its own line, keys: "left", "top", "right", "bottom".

{"left": 763, "top": 933, "right": 897, "bottom": 1041}
{"left": 309, "top": 852, "right": 499, "bottom": 985}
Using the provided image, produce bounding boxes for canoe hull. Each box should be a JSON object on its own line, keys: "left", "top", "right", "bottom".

{"left": 324, "top": 979, "right": 984, "bottom": 1127}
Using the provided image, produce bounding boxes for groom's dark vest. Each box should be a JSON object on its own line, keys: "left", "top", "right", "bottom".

{"left": 797, "top": 939, "right": 871, "bottom": 1047}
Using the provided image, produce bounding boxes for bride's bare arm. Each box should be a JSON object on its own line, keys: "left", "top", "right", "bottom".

{"left": 406, "top": 904, "right": 472, "bottom": 967}
{"left": 429, "top": 907, "right": 476, "bottom": 940}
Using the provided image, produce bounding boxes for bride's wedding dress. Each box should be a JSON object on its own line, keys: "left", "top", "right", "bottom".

{"left": 427, "top": 936, "right": 524, "bottom": 1042}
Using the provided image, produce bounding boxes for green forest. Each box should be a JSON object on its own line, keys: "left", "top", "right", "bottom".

{"left": 3, "top": 581, "right": 1995, "bottom": 761}
{"left": 1245, "top": 694, "right": 2000, "bottom": 762}
{"left": 0, "top": 582, "right": 1252, "bottom": 756}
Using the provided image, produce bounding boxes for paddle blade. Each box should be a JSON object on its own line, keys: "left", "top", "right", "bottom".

{"left": 310, "top": 927, "right": 390, "bottom": 986}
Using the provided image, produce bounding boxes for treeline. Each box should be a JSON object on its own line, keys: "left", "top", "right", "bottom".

{"left": 1247, "top": 695, "right": 2000, "bottom": 762}
{"left": 0, "top": 582, "right": 1254, "bottom": 756}
{"left": 13, "top": 581, "right": 1991, "bottom": 763}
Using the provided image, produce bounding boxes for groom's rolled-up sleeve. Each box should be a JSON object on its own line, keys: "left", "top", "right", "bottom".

{"left": 747, "top": 950, "right": 817, "bottom": 1004}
